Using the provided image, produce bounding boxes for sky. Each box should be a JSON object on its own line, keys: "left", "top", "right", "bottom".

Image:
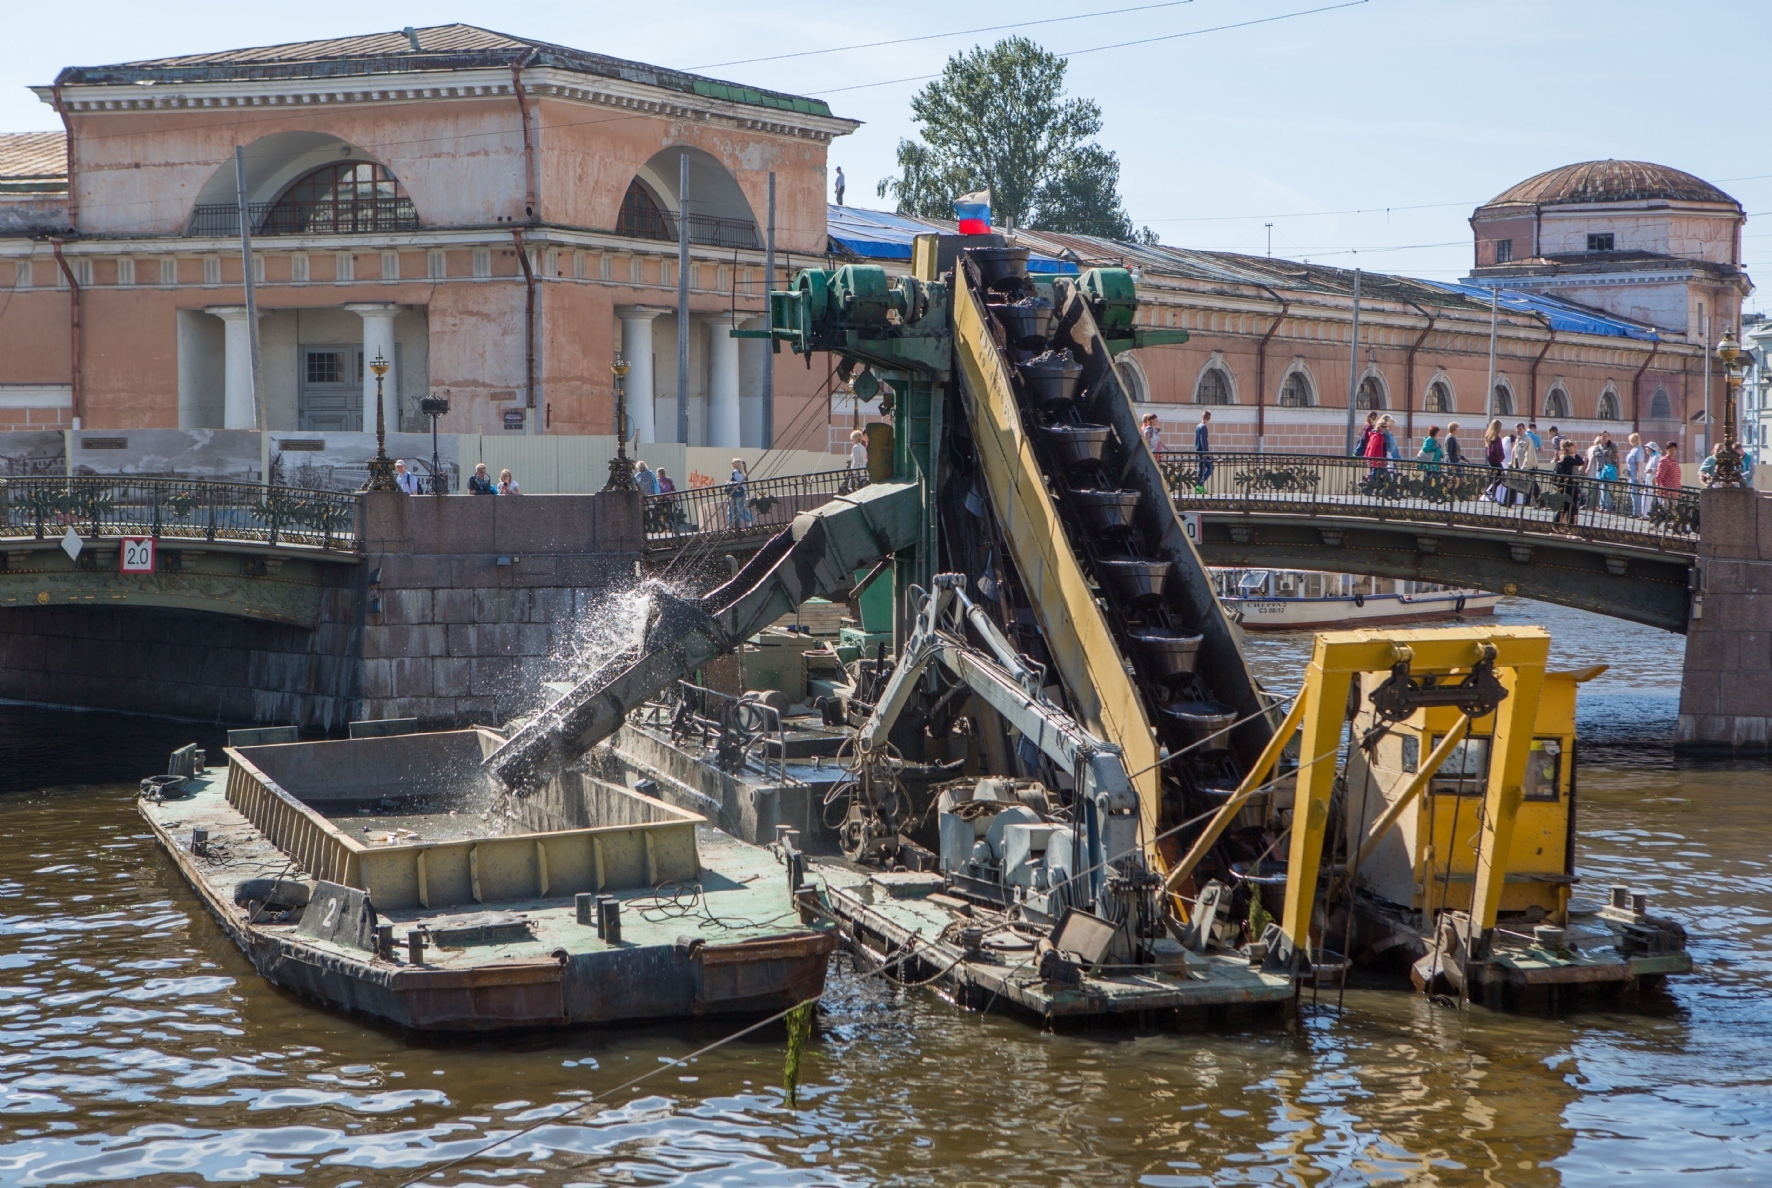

{"left": 5, "top": 0, "right": 1770, "bottom": 312}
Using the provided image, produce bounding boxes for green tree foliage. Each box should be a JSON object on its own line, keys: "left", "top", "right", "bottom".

{"left": 877, "top": 38, "right": 1137, "bottom": 241}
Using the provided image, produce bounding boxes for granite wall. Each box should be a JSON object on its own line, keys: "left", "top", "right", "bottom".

{"left": 1677, "top": 486, "right": 1772, "bottom": 752}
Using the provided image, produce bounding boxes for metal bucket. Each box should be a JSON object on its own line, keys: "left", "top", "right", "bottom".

{"left": 1129, "top": 627, "right": 1203, "bottom": 678}
{"left": 1097, "top": 555, "right": 1170, "bottom": 605}
{"left": 1043, "top": 424, "right": 1114, "bottom": 471}
{"left": 968, "top": 245, "right": 1031, "bottom": 291}
{"left": 1230, "top": 858, "right": 1288, "bottom": 919}
{"left": 1072, "top": 488, "right": 1141, "bottom": 536}
{"left": 1199, "top": 778, "right": 1267, "bottom": 830}
{"left": 1017, "top": 349, "right": 1085, "bottom": 412}
{"left": 989, "top": 298, "right": 1054, "bottom": 347}
{"left": 1160, "top": 699, "right": 1238, "bottom": 749}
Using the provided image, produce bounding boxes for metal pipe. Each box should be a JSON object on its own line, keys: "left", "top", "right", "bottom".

{"left": 1343, "top": 269, "right": 1361, "bottom": 453}
{"left": 510, "top": 49, "right": 539, "bottom": 222}
{"left": 234, "top": 146, "right": 267, "bottom": 482}
{"left": 763, "top": 171, "right": 775, "bottom": 447}
{"left": 1253, "top": 283, "right": 1290, "bottom": 454}
{"left": 1486, "top": 288, "right": 1499, "bottom": 417}
{"left": 51, "top": 82, "right": 75, "bottom": 231}
{"left": 511, "top": 230, "right": 538, "bottom": 432}
{"left": 1527, "top": 312, "right": 1556, "bottom": 425}
{"left": 1630, "top": 337, "right": 1660, "bottom": 434}
{"left": 1402, "top": 298, "right": 1435, "bottom": 446}
{"left": 49, "top": 239, "right": 81, "bottom": 430}
{"left": 676, "top": 152, "right": 691, "bottom": 445}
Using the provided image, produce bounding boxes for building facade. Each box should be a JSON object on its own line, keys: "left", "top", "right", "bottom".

{"left": 0, "top": 25, "right": 852, "bottom": 447}
{"left": 0, "top": 29, "right": 1749, "bottom": 465}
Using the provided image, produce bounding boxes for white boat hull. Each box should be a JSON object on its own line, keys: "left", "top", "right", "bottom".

{"left": 1228, "top": 590, "right": 1500, "bottom": 631}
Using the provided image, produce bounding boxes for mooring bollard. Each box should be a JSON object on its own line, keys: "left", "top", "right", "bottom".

{"left": 576, "top": 892, "right": 595, "bottom": 927}
{"left": 598, "top": 897, "right": 622, "bottom": 944}
{"left": 407, "top": 931, "right": 425, "bottom": 966}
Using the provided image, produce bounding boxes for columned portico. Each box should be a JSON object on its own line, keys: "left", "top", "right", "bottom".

{"left": 705, "top": 313, "right": 742, "bottom": 449}
{"left": 346, "top": 303, "right": 399, "bottom": 434}
{"left": 207, "top": 305, "right": 262, "bottom": 429}
{"left": 618, "top": 307, "right": 665, "bottom": 444}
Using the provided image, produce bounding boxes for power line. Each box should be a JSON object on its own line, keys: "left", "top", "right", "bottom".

{"left": 807, "top": 0, "right": 1370, "bottom": 96}
{"left": 685, "top": 0, "right": 1198, "bottom": 69}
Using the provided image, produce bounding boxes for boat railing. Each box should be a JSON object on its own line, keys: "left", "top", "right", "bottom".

{"left": 1156, "top": 450, "right": 1702, "bottom": 551}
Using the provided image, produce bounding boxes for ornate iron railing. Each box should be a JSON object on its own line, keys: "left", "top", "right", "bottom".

{"left": 1156, "top": 451, "right": 1701, "bottom": 552}
{"left": 0, "top": 476, "right": 361, "bottom": 552}
{"left": 644, "top": 468, "right": 860, "bottom": 551}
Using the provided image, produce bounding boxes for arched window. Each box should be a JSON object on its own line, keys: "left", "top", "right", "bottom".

{"left": 1596, "top": 389, "right": 1621, "bottom": 420}
{"left": 1492, "top": 385, "right": 1514, "bottom": 417}
{"left": 1279, "top": 370, "right": 1314, "bottom": 407}
{"left": 1355, "top": 375, "right": 1386, "bottom": 410}
{"left": 1425, "top": 381, "right": 1454, "bottom": 413}
{"left": 264, "top": 162, "right": 415, "bottom": 234}
{"left": 1115, "top": 356, "right": 1150, "bottom": 404}
{"left": 1543, "top": 386, "right": 1570, "bottom": 418}
{"left": 1195, "top": 367, "right": 1233, "bottom": 405}
{"left": 1649, "top": 388, "right": 1673, "bottom": 419}
{"left": 618, "top": 179, "right": 672, "bottom": 240}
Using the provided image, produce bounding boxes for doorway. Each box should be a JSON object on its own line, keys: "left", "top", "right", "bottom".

{"left": 298, "top": 344, "right": 362, "bottom": 431}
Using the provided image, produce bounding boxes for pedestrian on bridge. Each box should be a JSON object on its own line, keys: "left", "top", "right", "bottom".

{"left": 497, "top": 469, "right": 522, "bottom": 495}
{"left": 1443, "top": 422, "right": 1463, "bottom": 465}
{"left": 1417, "top": 425, "right": 1445, "bottom": 472}
{"left": 1625, "top": 434, "right": 1650, "bottom": 516}
{"left": 1553, "top": 440, "right": 1584, "bottom": 526}
{"left": 729, "top": 459, "right": 754, "bottom": 528}
{"left": 393, "top": 460, "right": 421, "bottom": 495}
{"left": 1654, "top": 442, "right": 1681, "bottom": 516}
{"left": 468, "top": 462, "right": 495, "bottom": 495}
{"left": 1354, "top": 411, "right": 1378, "bottom": 457}
{"left": 1194, "top": 411, "right": 1213, "bottom": 488}
{"left": 1482, "top": 420, "right": 1507, "bottom": 501}
{"left": 635, "top": 459, "right": 659, "bottom": 496}
{"left": 1505, "top": 423, "right": 1539, "bottom": 506}
{"left": 1141, "top": 412, "right": 1162, "bottom": 452}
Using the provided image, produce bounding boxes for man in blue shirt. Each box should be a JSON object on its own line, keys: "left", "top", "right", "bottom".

{"left": 1194, "top": 410, "right": 1213, "bottom": 490}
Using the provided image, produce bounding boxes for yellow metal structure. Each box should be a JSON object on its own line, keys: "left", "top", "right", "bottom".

{"left": 949, "top": 264, "right": 1166, "bottom": 847}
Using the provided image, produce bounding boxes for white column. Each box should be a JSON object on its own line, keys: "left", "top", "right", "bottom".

{"left": 705, "top": 313, "right": 742, "bottom": 448}
{"left": 346, "top": 303, "right": 399, "bottom": 434}
{"left": 208, "top": 305, "right": 260, "bottom": 429}
{"left": 618, "top": 307, "right": 665, "bottom": 444}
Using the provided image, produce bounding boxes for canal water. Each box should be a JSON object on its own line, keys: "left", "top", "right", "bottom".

{"left": 0, "top": 601, "right": 1767, "bottom": 1186}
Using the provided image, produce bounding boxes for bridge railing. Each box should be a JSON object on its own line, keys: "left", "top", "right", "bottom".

{"left": 644, "top": 468, "right": 861, "bottom": 552}
{"left": 1156, "top": 451, "right": 1701, "bottom": 550}
{"left": 0, "top": 476, "right": 361, "bottom": 552}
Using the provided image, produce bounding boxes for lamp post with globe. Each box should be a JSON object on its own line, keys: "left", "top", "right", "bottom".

{"left": 364, "top": 351, "right": 398, "bottom": 493}
{"left": 1713, "top": 331, "right": 1747, "bottom": 488}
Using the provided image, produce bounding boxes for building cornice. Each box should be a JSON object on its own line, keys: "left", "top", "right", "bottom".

{"left": 31, "top": 65, "right": 858, "bottom": 142}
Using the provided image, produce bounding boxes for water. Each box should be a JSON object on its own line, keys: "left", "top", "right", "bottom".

{"left": 1, "top": 604, "right": 1768, "bottom": 1185}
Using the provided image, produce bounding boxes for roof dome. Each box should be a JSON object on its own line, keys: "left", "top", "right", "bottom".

{"left": 1482, "top": 160, "right": 1737, "bottom": 209}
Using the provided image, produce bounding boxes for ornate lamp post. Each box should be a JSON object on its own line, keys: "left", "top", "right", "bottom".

{"left": 1713, "top": 331, "right": 1746, "bottom": 488}
{"left": 604, "top": 354, "right": 638, "bottom": 492}
{"left": 364, "top": 352, "right": 398, "bottom": 493}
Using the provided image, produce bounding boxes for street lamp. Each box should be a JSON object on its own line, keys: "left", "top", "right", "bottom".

{"left": 419, "top": 394, "right": 450, "bottom": 494}
{"left": 1713, "top": 331, "right": 1746, "bottom": 488}
{"left": 604, "top": 354, "right": 638, "bottom": 492}
{"left": 364, "top": 351, "right": 398, "bottom": 493}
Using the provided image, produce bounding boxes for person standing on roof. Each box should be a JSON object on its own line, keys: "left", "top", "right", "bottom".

{"left": 834, "top": 167, "right": 846, "bottom": 207}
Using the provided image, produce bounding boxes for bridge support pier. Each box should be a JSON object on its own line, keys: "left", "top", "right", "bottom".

{"left": 1678, "top": 487, "right": 1772, "bottom": 754}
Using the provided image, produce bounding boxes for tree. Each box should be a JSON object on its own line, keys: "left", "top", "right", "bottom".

{"left": 877, "top": 38, "right": 1136, "bottom": 241}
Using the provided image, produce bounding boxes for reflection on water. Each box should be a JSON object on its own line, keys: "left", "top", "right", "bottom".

{"left": 2, "top": 602, "right": 1770, "bottom": 1185}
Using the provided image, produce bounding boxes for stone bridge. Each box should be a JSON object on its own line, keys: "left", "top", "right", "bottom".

{"left": 0, "top": 478, "right": 641, "bottom": 731}
{"left": 1157, "top": 451, "right": 1700, "bottom": 633}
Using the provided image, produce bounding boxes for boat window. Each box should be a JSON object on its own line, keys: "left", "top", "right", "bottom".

{"left": 1400, "top": 734, "right": 1420, "bottom": 773}
{"left": 1304, "top": 573, "right": 1323, "bottom": 597}
{"left": 1523, "top": 738, "right": 1562, "bottom": 801}
{"left": 1238, "top": 571, "right": 1269, "bottom": 594}
{"left": 1277, "top": 572, "right": 1298, "bottom": 594}
{"left": 1429, "top": 735, "right": 1489, "bottom": 796}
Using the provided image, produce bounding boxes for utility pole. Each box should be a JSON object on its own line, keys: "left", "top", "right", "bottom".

{"left": 1486, "top": 287, "right": 1498, "bottom": 418}
{"left": 763, "top": 171, "right": 775, "bottom": 447}
{"left": 1343, "top": 267, "right": 1361, "bottom": 454}
{"left": 234, "top": 146, "right": 267, "bottom": 486}
{"left": 1265, "top": 223, "right": 1273, "bottom": 257}
{"left": 676, "top": 152, "right": 691, "bottom": 445}
{"left": 1700, "top": 304, "right": 1711, "bottom": 455}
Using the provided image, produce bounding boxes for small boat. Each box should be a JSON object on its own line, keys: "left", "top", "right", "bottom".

{"left": 139, "top": 728, "right": 834, "bottom": 1032}
{"left": 1214, "top": 569, "right": 1498, "bottom": 630}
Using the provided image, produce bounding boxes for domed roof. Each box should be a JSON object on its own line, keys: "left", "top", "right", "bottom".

{"left": 1482, "top": 160, "right": 1737, "bottom": 209}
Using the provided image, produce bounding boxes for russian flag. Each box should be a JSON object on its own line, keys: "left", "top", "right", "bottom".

{"left": 954, "top": 189, "right": 991, "bottom": 235}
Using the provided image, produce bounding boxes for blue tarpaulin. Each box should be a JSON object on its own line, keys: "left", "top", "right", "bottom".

{"left": 1419, "top": 280, "right": 1660, "bottom": 342}
{"left": 826, "top": 205, "right": 1078, "bottom": 274}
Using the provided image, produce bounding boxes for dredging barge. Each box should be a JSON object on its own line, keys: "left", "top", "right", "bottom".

{"left": 139, "top": 729, "right": 833, "bottom": 1031}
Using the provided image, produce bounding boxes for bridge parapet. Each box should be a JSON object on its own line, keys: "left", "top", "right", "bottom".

{"left": 1158, "top": 451, "right": 1700, "bottom": 555}
{"left": 0, "top": 475, "right": 361, "bottom": 555}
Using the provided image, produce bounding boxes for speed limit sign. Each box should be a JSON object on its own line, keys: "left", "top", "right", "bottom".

{"left": 119, "top": 537, "right": 155, "bottom": 573}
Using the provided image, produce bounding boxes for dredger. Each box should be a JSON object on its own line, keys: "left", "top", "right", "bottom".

{"left": 483, "top": 231, "right": 1689, "bottom": 1019}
